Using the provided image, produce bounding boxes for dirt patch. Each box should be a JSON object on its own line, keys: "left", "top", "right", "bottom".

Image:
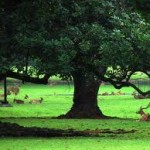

{"left": 83, "top": 129, "right": 137, "bottom": 135}
{"left": 0, "top": 121, "right": 137, "bottom": 137}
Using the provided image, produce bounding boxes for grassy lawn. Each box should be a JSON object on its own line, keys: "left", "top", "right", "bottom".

{"left": 0, "top": 80, "right": 150, "bottom": 150}
{"left": 0, "top": 137, "right": 150, "bottom": 150}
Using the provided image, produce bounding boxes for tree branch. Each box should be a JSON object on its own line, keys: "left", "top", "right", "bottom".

{"left": 86, "top": 63, "right": 150, "bottom": 96}
{"left": 0, "top": 71, "right": 50, "bottom": 84}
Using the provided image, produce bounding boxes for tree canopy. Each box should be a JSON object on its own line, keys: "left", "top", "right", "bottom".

{"left": 0, "top": 0, "right": 150, "bottom": 93}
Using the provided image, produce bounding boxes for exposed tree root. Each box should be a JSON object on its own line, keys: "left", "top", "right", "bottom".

{"left": 56, "top": 105, "right": 113, "bottom": 119}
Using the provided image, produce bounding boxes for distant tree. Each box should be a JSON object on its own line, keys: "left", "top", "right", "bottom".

{"left": 0, "top": 0, "right": 150, "bottom": 118}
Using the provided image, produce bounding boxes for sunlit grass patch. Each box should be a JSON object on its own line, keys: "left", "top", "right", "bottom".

{"left": 0, "top": 82, "right": 150, "bottom": 150}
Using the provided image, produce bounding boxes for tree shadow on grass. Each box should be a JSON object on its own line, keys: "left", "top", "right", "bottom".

{"left": 0, "top": 121, "right": 137, "bottom": 137}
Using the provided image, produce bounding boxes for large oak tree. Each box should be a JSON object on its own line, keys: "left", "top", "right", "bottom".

{"left": 0, "top": 0, "right": 150, "bottom": 118}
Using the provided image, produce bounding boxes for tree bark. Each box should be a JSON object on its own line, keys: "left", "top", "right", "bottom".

{"left": 58, "top": 71, "right": 107, "bottom": 119}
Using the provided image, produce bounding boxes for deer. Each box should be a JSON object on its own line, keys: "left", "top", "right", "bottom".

{"left": 0, "top": 94, "right": 4, "bottom": 97}
{"left": 110, "top": 92, "right": 115, "bottom": 95}
{"left": 134, "top": 94, "right": 145, "bottom": 99}
{"left": 132, "top": 91, "right": 137, "bottom": 96}
{"left": 116, "top": 91, "right": 125, "bottom": 95}
{"left": 7, "top": 85, "right": 20, "bottom": 95}
{"left": 132, "top": 91, "right": 145, "bottom": 99}
{"left": 101, "top": 81, "right": 105, "bottom": 86}
{"left": 48, "top": 81, "right": 56, "bottom": 86}
{"left": 0, "top": 89, "right": 12, "bottom": 97}
{"left": 29, "top": 97, "right": 43, "bottom": 104}
{"left": 14, "top": 99, "right": 24, "bottom": 104}
{"left": 136, "top": 102, "right": 150, "bottom": 121}
{"left": 24, "top": 94, "right": 29, "bottom": 99}
{"left": 101, "top": 92, "right": 109, "bottom": 96}
{"left": 145, "top": 93, "right": 150, "bottom": 98}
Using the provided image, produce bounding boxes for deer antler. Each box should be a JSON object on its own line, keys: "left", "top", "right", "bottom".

{"left": 141, "top": 102, "right": 150, "bottom": 110}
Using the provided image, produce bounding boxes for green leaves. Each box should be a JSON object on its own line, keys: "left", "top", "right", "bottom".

{"left": 0, "top": 0, "right": 150, "bottom": 82}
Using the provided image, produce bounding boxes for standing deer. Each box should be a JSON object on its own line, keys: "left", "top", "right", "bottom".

{"left": 7, "top": 85, "right": 20, "bottom": 95}
{"left": 136, "top": 102, "right": 150, "bottom": 121}
{"left": 0, "top": 85, "right": 20, "bottom": 97}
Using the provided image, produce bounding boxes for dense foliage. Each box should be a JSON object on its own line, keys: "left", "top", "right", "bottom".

{"left": 0, "top": 0, "right": 150, "bottom": 90}
{"left": 0, "top": 0, "right": 150, "bottom": 118}
{"left": 0, "top": 0, "right": 150, "bottom": 92}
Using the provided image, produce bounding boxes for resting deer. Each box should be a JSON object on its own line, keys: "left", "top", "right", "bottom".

{"left": 145, "top": 93, "right": 150, "bottom": 98}
{"left": 116, "top": 91, "right": 125, "bottom": 95}
{"left": 29, "top": 97, "right": 43, "bottom": 104}
{"left": 14, "top": 99, "right": 24, "bottom": 104}
{"left": 132, "top": 92, "right": 145, "bottom": 99}
{"left": 111, "top": 92, "right": 115, "bottom": 95}
{"left": 136, "top": 102, "right": 150, "bottom": 121}
{"left": 102, "top": 92, "right": 109, "bottom": 96}
{"left": 132, "top": 91, "right": 137, "bottom": 96}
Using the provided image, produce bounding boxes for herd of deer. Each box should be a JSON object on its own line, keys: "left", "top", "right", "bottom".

{"left": 101, "top": 90, "right": 150, "bottom": 100}
{"left": 100, "top": 91, "right": 150, "bottom": 121}
{"left": 101, "top": 91, "right": 125, "bottom": 96}
{"left": 14, "top": 97, "right": 43, "bottom": 104}
{"left": 1, "top": 85, "right": 150, "bottom": 121}
{"left": 0, "top": 85, "right": 43, "bottom": 104}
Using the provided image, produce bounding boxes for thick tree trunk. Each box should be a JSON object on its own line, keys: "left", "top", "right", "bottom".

{"left": 58, "top": 71, "right": 107, "bottom": 119}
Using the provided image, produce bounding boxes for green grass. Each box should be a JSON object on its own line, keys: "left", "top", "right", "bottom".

{"left": 0, "top": 83, "right": 149, "bottom": 118}
{"left": 130, "top": 71, "right": 149, "bottom": 80}
{"left": 0, "top": 119, "right": 150, "bottom": 150}
{"left": 0, "top": 81, "right": 150, "bottom": 150}
{"left": 0, "top": 137, "right": 150, "bottom": 150}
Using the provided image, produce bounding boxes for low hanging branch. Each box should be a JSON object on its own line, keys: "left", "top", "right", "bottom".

{"left": 86, "top": 63, "right": 150, "bottom": 96}
{"left": 0, "top": 71, "right": 50, "bottom": 84}
{"left": 97, "top": 72, "right": 150, "bottom": 96}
